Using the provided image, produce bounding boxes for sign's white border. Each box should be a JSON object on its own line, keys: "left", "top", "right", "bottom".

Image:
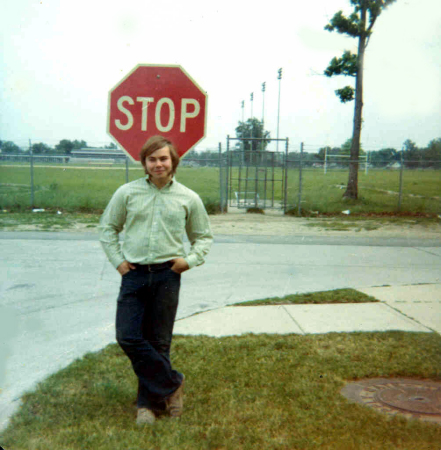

{"left": 107, "top": 64, "right": 208, "bottom": 162}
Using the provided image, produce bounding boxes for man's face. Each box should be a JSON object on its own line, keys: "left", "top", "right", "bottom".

{"left": 144, "top": 145, "right": 173, "bottom": 185}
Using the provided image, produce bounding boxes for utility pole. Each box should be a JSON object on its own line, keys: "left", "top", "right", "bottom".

{"left": 29, "top": 139, "right": 34, "bottom": 207}
{"left": 261, "top": 82, "right": 266, "bottom": 152}
{"left": 250, "top": 92, "right": 254, "bottom": 121}
{"left": 298, "top": 142, "right": 304, "bottom": 216}
{"left": 277, "top": 68, "right": 282, "bottom": 152}
{"left": 241, "top": 100, "right": 245, "bottom": 164}
{"left": 250, "top": 92, "right": 254, "bottom": 153}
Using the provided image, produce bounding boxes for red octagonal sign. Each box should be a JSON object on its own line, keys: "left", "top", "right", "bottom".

{"left": 107, "top": 64, "right": 207, "bottom": 160}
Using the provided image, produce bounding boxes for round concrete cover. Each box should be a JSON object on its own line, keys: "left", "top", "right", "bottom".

{"left": 341, "top": 378, "right": 441, "bottom": 425}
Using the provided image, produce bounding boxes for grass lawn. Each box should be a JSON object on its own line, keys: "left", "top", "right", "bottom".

{"left": 1, "top": 333, "right": 440, "bottom": 450}
{"left": 233, "top": 289, "right": 380, "bottom": 306}
{"left": 229, "top": 166, "right": 441, "bottom": 215}
{"left": 1, "top": 164, "right": 440, "bottom": 215}
{"left": 0, "top": 165, "right": 220, "bottom": 213}
{"left": 1, "top": 287, "right": 440, "bottom": 449}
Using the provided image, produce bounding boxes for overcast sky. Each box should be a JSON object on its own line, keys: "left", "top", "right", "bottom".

{"left": 1, "top": 0, "right": 440, "bottom": 154}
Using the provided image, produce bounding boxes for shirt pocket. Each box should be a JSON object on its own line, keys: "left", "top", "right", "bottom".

{"left": 161, "top": 200, "right": 186, "bottom": 235}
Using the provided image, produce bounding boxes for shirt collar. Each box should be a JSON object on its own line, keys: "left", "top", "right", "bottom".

{"left": 145, "top": 175, "right": 175, "bottom": 190}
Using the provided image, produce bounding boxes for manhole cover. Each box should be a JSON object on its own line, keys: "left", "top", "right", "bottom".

{"left": 341, "top": 378, "right": 441, "bottom": 425}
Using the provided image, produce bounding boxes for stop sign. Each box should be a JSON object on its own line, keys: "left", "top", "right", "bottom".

{"left": 107, "top": 64, "right": 207, "bottom": 160}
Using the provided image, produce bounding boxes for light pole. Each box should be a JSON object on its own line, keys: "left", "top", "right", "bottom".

{"left": 277, "top": 68, "right": 282, "bottom": 152}
{"left": 250, "top": 92, "right": 254, "bottom": 145}
{"left": 261, "top": 82, "right": 266, "bottom": 152}
{"left": 241, "top": 100, "right": 245, "bottom": 163}
{"left": 250, "top": 92, "right": 254, "bottom": 120}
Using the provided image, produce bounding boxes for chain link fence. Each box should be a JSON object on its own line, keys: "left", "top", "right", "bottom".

{"left": 285, "top": 145, "right": 441, "bottom": 216}
{"left": 0, "top": 149, "right": 224, "bottom": 214}
{"left": 0, "top": 146, "right": 440, "bottom": 216}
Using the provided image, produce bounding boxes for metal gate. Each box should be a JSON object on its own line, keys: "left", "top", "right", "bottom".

{"left": 225, "top": 136, "right": 289, "bottom": 212}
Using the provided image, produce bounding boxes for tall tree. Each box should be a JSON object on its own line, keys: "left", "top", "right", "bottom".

{"left": 315, "top": 146, "right": 341, "bottom": 162}
{"left": 402, "top": 139, "right": 420, "bottom": 168}
{"left": 235, "top": 118, "right": 271, "bottom": 164}
{"left": 324, "top": 0, "right": 396, "bottom": 199}
{"left": 0, "top": 141, "right": 21, "bottom": 154}
{"left": 424, "top": 138, "right": 441, "bottom": 164}
{"left": 32, "top": 142, "right": 52, "bottom": 154}
{"left": 369, "top": 148, "right": 398, "bottom": 167}
{"left": 341, "top": 138, "right": 365, "bottom": 155}
{"left": 55, "top": 139, "right": 75, "bottom": 155}
{"left": 72, "top": 139, "right": 87, "bottom": 149}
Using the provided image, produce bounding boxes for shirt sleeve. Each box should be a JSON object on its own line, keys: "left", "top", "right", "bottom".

{"left": 184, "top": 195, "right": 213, "bottom": 269}
{"left": 98, "top": 187, "right": 127, "bottom": 269}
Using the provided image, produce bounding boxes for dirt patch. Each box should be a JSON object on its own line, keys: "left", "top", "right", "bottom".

{"left": 209, "top": 210, "right": 441, "bottom": 239}
{"left": 0, "top": 222, "right": 99, "bottom": 233}
{"left": 1, "top": 210, "right": 440, "bottom": 238}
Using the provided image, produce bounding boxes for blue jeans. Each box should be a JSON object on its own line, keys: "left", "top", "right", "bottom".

{"left": 115, "top": 264, "right": 184, "bottom": 412}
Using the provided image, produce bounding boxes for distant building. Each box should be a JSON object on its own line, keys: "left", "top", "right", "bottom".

{"left": 71, "top": 148, "right": 127, "bottom": 160}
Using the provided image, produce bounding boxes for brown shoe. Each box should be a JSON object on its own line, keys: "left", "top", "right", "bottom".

{"left": 136, "top": 408, "right": 156, "bottom": 425}
{"left": 166, "top": 375, "right": 185, "bottom": 417}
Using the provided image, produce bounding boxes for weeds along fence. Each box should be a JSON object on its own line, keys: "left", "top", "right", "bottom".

{"left": 0, "top": 152, "right": 224, "bottom": 214}
{"left": 284, "top": 146, "right": 440, "bottom": 216}
{"left": 0, "top": 147, "right": 440, "bottom": 216}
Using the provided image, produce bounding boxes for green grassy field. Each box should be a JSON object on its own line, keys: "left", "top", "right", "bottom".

{"left": 0, "top": 165, "right": 220, "bottom": 213}
{"left": 1, "top": 332, "right": 440, "bottom": 450}
{"left": 290, "top": 168, "right": 440, "bottom": 215}
{"left": 1, "top": 163, "right": 439, "bottom": 215}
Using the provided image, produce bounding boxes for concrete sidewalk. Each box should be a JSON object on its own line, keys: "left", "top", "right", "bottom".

{"left": 174, "top": 284, "right": 441, "bottom": 337}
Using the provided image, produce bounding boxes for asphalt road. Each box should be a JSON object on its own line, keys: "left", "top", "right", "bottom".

{"left": 1, "top": 231, "right": 440, "bottom": 430}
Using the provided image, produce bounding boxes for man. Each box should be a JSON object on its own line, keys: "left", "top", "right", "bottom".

{"left": 99, "top": 136, "right": 212, "bottom": 425}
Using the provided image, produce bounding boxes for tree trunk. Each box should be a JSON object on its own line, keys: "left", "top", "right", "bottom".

{"left": 344, "top": 7, "right": 367, "bottom": 200}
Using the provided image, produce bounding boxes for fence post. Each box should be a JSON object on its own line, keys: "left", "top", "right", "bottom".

{"left": 226, "top": 135, "right": 231, "bottom": 209}
{"left": 398, "top": 151, "right": 404, "bottom": 211}
{"left": 254, "top": 147, "right": 259, "bottom": 208}
{"left": 365, "top": 151, "right": 369, "bottom": 175}
{"left": 29, "top": 139, "right": 34, "bottom": 208}
{"left": 298, "top": 142, "right": 303, "bottom": 216}
{"left": 125, "top": 156, "right": 129, "bottom": 183}
{"left": 283, "top": 138, "right": 289, "bottom": 213}
{"left": 218, "top": 142, "right": 224, "bottom": 213}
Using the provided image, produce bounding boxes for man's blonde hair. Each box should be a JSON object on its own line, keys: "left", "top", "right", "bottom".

{"left": 139, "top": 136, "right": 180, "bottom": 174}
